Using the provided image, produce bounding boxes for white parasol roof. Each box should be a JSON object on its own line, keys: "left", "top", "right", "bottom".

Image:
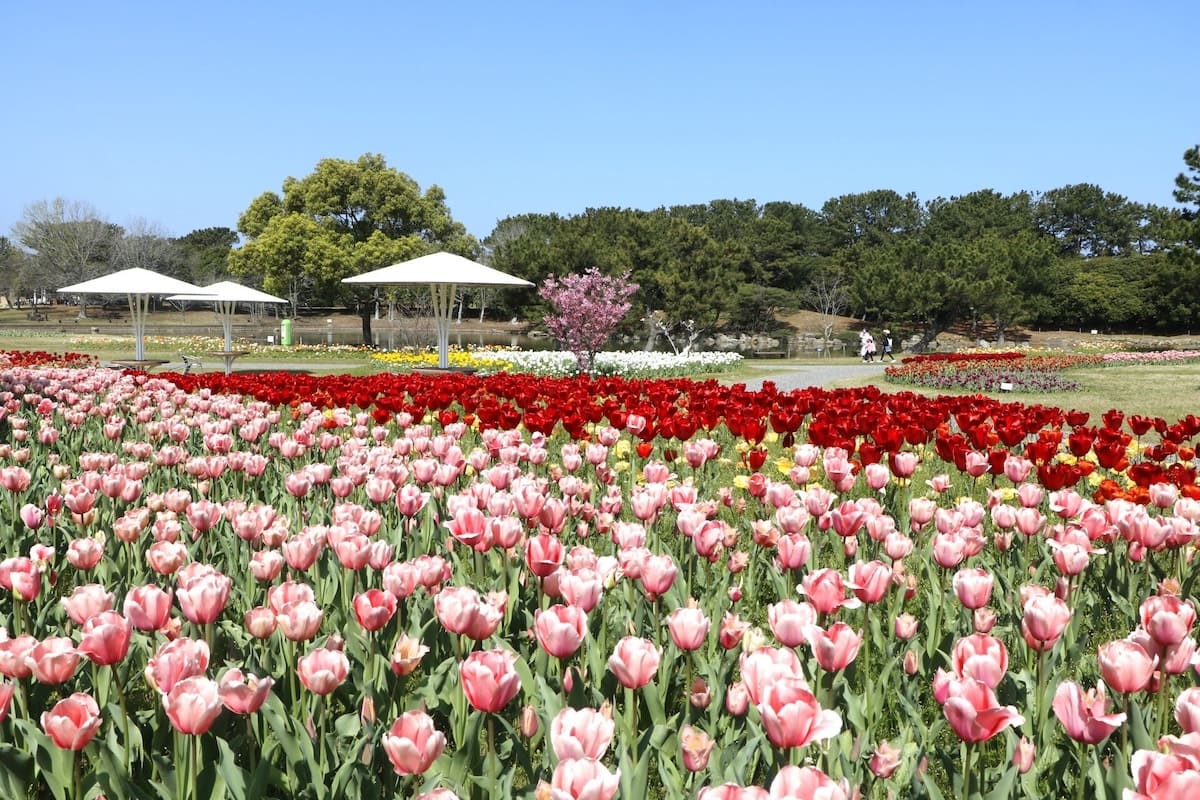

{"left": 343, "top": 252, "right": 533, "bottom": 369}
{"left": 58, "top": 268, "right": 214, "bottom": 361}
{"left": 166, "top": 281, "right": 288, "bottom": 370}
{"left": 343, "top": 252, "right": 534, "bottom": 289}
{"left": 166, "top": 280, "right": 288, "bottom": 305}
{"left": 59, "top": 267, "right": 210, "bottom": 296}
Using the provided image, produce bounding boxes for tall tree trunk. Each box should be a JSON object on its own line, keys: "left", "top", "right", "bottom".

{"left": 360, "top": 301, "right": 373, "bottom": 346}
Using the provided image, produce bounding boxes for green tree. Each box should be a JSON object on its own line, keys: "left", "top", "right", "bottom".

{"left": 1034, "top": 183, "right": 1143, "bottom": 257}
{"left": 1147, "top": 146, "right": 1200, "bottom": 329}
{"left": 229, "top": 153, "right": 473, "bottom": 344}
{"left": 821, "top": 189, "right": 923, "bottom": 250}
{"left": 176, "top": 227, "right": 239, "bottom": 285}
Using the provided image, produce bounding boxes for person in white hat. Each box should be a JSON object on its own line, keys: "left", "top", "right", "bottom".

{"left": 881, "top": 329, "right": 895, "bottom": 362}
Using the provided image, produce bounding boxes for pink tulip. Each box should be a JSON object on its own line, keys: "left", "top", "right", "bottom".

{"left": 0, "top": 682, "right": 13, "bottom": 724}
{"left": 26, "top": 637, "right": 81, "bottom": 685}
{"left": 800, "top": 569, "right": 860, "bottom": 615}
{"left": 0, "top": 634, "right": 37, "bottom": 679}
{"left": 390, "top": 634, "right": 430, "bottom": 677}
{"left": 382, "top": 710, "right": 446, "bottom": 775}
{"left": 61, "top": 583, "right": 115, "bottom": 625}
{"left": 770, "top": 765, "right": 849, "bottom": 799}
{"left": 297, "top": 646, "right": 350, "bottom": 695}
{"left": 941, "top": 677, "right": 1024, "bottom": 743}
{"left": 76, "top": 611, "right": 132, "bottom": 666}
{"left": 218, "top": 668, "right": 274, "bottom": 714}
{"left": 275, "top": 600, "right": 324, "bottom": 642}
{"left": 774, "top": 532, "right": 811, "bottom": 570}
{"left": 551, "top": 757, "right": 620, "bottom": 800}
{"left": 1097, "top": 638, "right": 1157, "bottom": 694}
{"left": 1021, "top": 594, "right": 1072, "bottom": 651}
{"left": 666, "top": 605, "right": 711, "bottom": 651}
{"left": 952, "top": 568, "right": 994, "bottom": 610}
{"left": 869, "top": 740, "right": 902, "bottom": 778}
{"left": 1141, "top": 594, "right": 1197, "bottom": 648}
{"left": 951, "top": 633, "right": 1009, "bottom": 689}
{"left": 435, "top": 586, "right": 502, "bottom": 641}
{"left": 176, "top": 571, "right": 232, "bottom": 625}
{"left": 41, "top": 692, "right": 102, "bottom": 750}
{"left": 145, "top": 637, "right": 210, "bottom": 694}
{"left": 162, "top": 676, "right": 223, "bottom": 735}
{"left": 607, "top": 636, "right": 661, "bottom": 689}
{"left": 353, "top": 589, "right": 397, "bottom": 632}
{"left": 1013, "top": 736, "right": 1036, "bottom": 773}
{"left": 757, "top": 677, "right": 842, "bottom": 749}
{"left": 66, "top": 537, "right": 104, "bottom": 571}
{"left": 1176, "top": 687, "right": 1200, "bottom": 733}
{"left": 846, "top": 559, "right": 891, "bottom": 604}
{"left": 551, "top": 706, "right": 615, "bottom": 760}
{"left": 740, "top": 646, "right": 807, "bottom": 705}
{"left": 768, "top": 600, "right": 817, "bottom": 648}
{"left": 805, "top": 622, "right": 863, "bottom": 672}
{"left": 459, "top": 648, "right": 521, "bottom": 713}
{"left": 639, "top": 554, "right": 678, "bottom": 600}
{"left": 1052, "top": 680, "right": 1125, "bottom": 744}
{"left": 930, "top": 532, "right": 966, "bottom": 569}
{"left": 534, "top": 604, "right": 588, "bottom": 659}
{"left": 680, "top": 724, "right": 715, "bottom": 772}
{"left": 698, "top": 785, "right": 769, "bottom": 800}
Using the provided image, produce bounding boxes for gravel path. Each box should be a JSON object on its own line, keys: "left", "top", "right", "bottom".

{"left": 738, "top": 360, "right": 893, "bottom": 392}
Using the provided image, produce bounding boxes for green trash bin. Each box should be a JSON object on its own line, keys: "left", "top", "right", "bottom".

{"left": 280, "top": 319, "right": 293, "bottom": 346}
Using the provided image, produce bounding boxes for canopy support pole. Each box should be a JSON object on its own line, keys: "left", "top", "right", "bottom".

{"left": 431, "top": 283, "right": 457, "bottom": 369}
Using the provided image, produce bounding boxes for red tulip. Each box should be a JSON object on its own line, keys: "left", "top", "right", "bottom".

{"left": 41, "top": 692, "right": 102, "bottom": 750}
{"left": 459, "top": 648, "right": 521, "bottom": 713}
{"left": 382, "top": 710, "right": 446, "bottom": 775}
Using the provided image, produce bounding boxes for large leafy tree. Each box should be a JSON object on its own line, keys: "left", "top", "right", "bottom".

{"left": 1147, "top": 145, "right": 1200, "bottom": 329}
{"left": 1034, "top": 183, "right": 1144, "bottom": 257}
{"left": 229, "top": 153, "right": 475, "bottom": 343}
{"left": 821, "top": 189, "right": 923, "bottom": 250}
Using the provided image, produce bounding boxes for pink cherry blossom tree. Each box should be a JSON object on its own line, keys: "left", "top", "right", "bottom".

{"left": 539, "top": 267, "right": 638, "bottom": 373}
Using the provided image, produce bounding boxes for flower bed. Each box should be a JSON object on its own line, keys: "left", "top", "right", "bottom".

{"left": 886, "top": 353, "right": 1101, "bottom": 392}
{"left": 0, "top": 362, "right": 1198, "bottom": 798}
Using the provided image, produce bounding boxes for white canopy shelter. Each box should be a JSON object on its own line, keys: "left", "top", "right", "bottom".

{"left": 343, "top": 252, "right": 534, "bottom": 369}
{"left": 168, "top": 281, "right": 288, "bottom": 374}
{"left": 58, "top": 268, "right": 213, "bottom": 361}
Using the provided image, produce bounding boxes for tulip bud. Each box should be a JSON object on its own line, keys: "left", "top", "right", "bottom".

{"left": 689, "top": 677, "right": 711, "bottom": 709}
{"left": 725, "top": 681, "right": 749, "bottom": 716}
{"left": 360, "top": 695, "right": 376, "bottom": 725}
{"left": 562, "top": 667, "right": 574, "bottom": 694}
{"left": 520, "top": 704, "right": 539, "bottom": 738}
{"left": 973, "top": 608, "right": 997, "bottom": 634}
{"left": 728, "top": 584, "right": 742, "bottom": 603}
{"left": 894, "top": 613, "right": 919, "bottom": 640}
{"left": 903, "top": 649, "right": 919, "bottom": 676}
{"left": 1013, "top": 736, "right": 1036, "bottom": 774}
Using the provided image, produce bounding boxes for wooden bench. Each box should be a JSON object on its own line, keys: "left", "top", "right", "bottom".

{"left": 753, "top": 350, "right": 788, "bottom": 359}
{"left": 109, "top": 359, "right": 170, "bottom": 372}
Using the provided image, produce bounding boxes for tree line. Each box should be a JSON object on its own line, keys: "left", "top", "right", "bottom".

{"left": 5, "top": 148, "right": 1200, "bottom": 347}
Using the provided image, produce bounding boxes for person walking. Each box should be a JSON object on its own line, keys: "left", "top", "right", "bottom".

{"left": 859, "top": 329, "right": 872, "bottom": 362}
{"left": 881, "top": 329, "right": 896, "bottom": 362}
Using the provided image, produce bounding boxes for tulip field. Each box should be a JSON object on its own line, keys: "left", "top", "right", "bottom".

{"left": 2, "top": 352, "right": 1200, "bottom": 799}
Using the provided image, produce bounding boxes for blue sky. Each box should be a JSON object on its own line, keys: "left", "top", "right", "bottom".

{"left": 2, "top": 1, "right": 1196, "bottom": 242}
